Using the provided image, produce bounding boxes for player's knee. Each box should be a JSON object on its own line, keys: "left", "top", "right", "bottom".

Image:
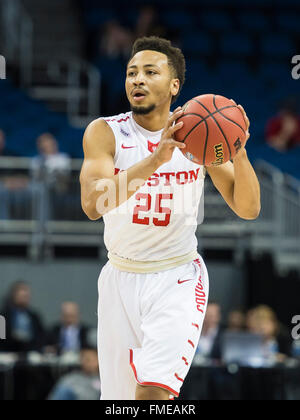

{"left": 135, "top": 384, "right": 170, "bottom": 400}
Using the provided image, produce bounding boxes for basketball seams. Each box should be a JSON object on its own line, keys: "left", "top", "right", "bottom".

{"left": 183, "top": 115, "right": 205, "bottom": 143}
{"left": 212, "top": 95, "right": 246, "bottom": 134}
{"left": 202, "top": 119, "right": 209, "bottom": 166}
{"left": 193, "top": 97, "right": 232, "bottom": 160}
{"left": 181, "top": 105, "right": 236, "bottom": 143}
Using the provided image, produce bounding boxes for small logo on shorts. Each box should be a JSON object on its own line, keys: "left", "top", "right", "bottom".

{"left": 178, "top": 278, "right": 193, "bottom": 284}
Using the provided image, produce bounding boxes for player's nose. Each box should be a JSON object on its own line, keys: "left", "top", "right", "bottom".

{"left": 133, "top": 72, "right": 146, "bottom": 85}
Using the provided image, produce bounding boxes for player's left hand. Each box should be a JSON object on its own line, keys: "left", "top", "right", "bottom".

{"left": 237, "top": 104, "right": 250, "bottom": 145}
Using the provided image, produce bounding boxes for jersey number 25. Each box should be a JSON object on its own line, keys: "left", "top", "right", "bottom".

{"left": 132, "top": 193, "right": 173, "bottom": 227}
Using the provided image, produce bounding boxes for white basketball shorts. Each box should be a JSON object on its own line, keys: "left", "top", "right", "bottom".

{"left": 97, "top": 255, "right": 209, "bottom": 400}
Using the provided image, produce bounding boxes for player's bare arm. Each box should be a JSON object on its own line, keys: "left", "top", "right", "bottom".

{"left": 206, "top": 106, "right": 261, "bottom": 220}
{"left": 80, "top": 108, "right": 185, "bottom": 220}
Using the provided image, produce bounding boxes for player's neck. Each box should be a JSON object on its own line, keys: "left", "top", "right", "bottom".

{"left": 132, "top": 107, "right": 170, "bottom": 132}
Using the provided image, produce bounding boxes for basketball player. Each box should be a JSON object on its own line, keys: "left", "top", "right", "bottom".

{"left": 80, "top": 37, "right": 260, "bottom": 400}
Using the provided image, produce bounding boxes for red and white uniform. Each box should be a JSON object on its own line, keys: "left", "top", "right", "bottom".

{"left": 97, "top": 112, "right": 209, "bottom": 400}
{"left": 102, "top": 112, "right": 205, "bottom": 262}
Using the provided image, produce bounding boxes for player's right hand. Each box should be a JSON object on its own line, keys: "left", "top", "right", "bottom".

{"left": 152, "top": 107, "right": 185, "bottom": 166}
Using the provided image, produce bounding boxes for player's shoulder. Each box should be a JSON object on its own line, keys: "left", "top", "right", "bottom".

{"left": 83, "top": 112, "right": 132, "bottom": 155}
{"left": 83, "top": 117, "right": 116, "bottom": 156}
{"left": 86, "top": 112, "right": 132, "bottom": 135}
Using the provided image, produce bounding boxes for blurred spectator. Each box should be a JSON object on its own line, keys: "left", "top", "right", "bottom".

{"left": 100, "top": 20, "right": 133, "bottom": 59}
{"left": 45, "top": 302, "right": 89, "bottom": 355}
{"left": 196, "top": 302, "right": 224, "bottom": 361}
{"left": 135, "top": 5, "right": 169, "bottom": 39}
{"left": 31, "top": 133, "right": 72, "bottom": 219}
{"left": 226, "top": 309, "right": 246, "bottom": 332}
{"left": 31, "top": 133, "right": 71, "bottom": 190}
{"left": 246, "top": 305, "right": 292, "bottom": 361}
{"left": 265, "top": 98, "right": 300, "bottom": 152}
{"left": 0, "top": 281, "right": 45, "bottom": 353}
{"left": 48, "top": 347, "right": 100, "bottom": 400}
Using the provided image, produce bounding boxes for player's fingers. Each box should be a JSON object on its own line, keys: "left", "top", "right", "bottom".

{"left": 162, "top": 111, "right": 183, "bottom": 136}
{"left": 238, "top": 104, "right": 250, "bottom": 130}
{"left": 168, "top": 121, "right": 184, "bottom": 134}
{"left": 168, "top": 107, "right": 183, "bottom": 127}
{"left": 168, "top": 138, "right": 186, "bottom": 149}
{"left": 162, "top": 111, "right": 181, "bottom": 135}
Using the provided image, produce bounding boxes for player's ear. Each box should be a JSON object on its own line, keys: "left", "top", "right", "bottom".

{"left": 170, "top": 79, "right": 180, "bottom": 97}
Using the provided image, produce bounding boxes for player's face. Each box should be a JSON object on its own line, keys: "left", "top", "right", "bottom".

{"left": 126, "top": 50, "right": 179, "bottom": 115}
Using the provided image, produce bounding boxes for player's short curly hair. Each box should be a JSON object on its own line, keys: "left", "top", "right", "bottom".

{"left": 130, "top": 36, "right": 186, "bottom": 104}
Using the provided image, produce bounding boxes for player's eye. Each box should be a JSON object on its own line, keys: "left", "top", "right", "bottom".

{"left": 147, "top": 70, "right": 156, "bottom": 75}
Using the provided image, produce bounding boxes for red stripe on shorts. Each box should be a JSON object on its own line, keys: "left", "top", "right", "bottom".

{"left": 129, "top": 349, "right": 179, "bottom": 398}
{"left": 174, "top": 373, "right": 184, "bottom": 383}
{"left": 182, "top": 357, "right": 189, "bottom": 366}
{"left": 188, "top": 340, "right": 195, "bottom": 348}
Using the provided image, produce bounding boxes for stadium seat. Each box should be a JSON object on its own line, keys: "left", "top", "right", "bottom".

{"left": 238, "top": 0, "right": 274, "bottom": 4}
{"left": 277, "top": 13, "right": 300, "bottom": 33}
{"left": 161, "top": 10, "right": 195, "bottom": 30}
{"left": 200, "top": 11, "right": 233, "bottom": 32}
{"left": 220, "top": 33, "right": 254, "bottom": 56}
{"left": 182, "top": 33, "right": 214, "bottom": 56}
{"left": 238, "top": 12, "right": 270, "bottom": 32}
{"left": 261, "top": 34, "right": 295, "bottom": 58}
{"left": 55, "top": 126, "right": 85, "bottom": 157}
{"left": 84, "top": 8, "right": 116, "bottom": 30}
{"left": 0, "top": 80, "right": 84, "bottom": 157}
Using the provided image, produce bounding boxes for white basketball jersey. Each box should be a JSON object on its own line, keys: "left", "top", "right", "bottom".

{"left": 102, "top": 112, "right": 205, "bottom": 262}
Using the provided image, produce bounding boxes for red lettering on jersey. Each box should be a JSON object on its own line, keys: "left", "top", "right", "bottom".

{"left": 148, "top": 140, "right": 160, "bottom": 153}
{"left": 160, "top": 172, "right": 175, "bottom": 186}
{"left": 115, "top": 169, "right": 201, "bottom": 185}
{"left": 189, "top": 168, "right": 201, "bottom": 183}
{"left": 153, "top": 193, "right": 173, "bottom": 226}
{"left": 194, "top": 259, "right": 206, "bottom": 313}
{"left": 132, "top": 193, "right": 152, "bottom": 225}
{"left": 176, "top": 171, "right": 189, "bottom": 185}
{"left": 147, "top": 173, "right": 160, "bottom": 187}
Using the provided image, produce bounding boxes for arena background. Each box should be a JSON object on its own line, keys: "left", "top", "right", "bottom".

{"left": 0, "top": 0, "right": 299, "bottom": 400}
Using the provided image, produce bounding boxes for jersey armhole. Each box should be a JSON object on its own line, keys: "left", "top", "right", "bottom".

{"left": 102, "top": 119, "right": 118, "bottom": 161}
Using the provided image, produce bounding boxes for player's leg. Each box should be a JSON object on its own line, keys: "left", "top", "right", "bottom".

{"left": 97, "top": 262, "right": 142, "bottom": 400}
{"left": 130, "top": 256, "right": 209, "bottom": 400}
{"left": 135, "top": 384, "right": 169, "bottom": 400}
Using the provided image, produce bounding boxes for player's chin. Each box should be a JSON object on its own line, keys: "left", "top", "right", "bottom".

{"left": 130, "top": 103, "right": 156, "bottom": 115}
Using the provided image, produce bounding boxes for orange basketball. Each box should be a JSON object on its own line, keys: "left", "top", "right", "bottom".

{"left": 174, "top": 94, "right": 247, "bottom": 166}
